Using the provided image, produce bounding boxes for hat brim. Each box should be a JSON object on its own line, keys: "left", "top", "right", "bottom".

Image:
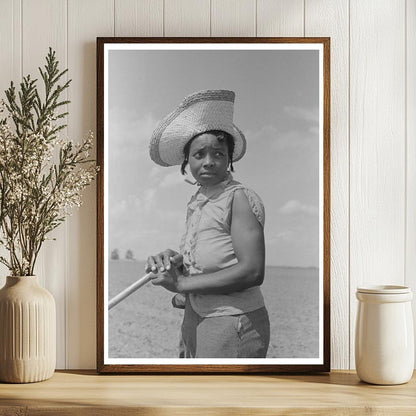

{"left": 150, "top": 95, "right": 246, "bottom": 167}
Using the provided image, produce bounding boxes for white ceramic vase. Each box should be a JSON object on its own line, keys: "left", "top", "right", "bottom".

{"left": 0, "top": 276, "right": 56, "bottom": 383}
{"left": 355, "top": 285, "right": 414, "bottom": 385}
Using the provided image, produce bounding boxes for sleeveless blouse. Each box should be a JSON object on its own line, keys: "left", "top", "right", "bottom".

{"left": 180, "top": 174, "right": 266, "bottom": 317}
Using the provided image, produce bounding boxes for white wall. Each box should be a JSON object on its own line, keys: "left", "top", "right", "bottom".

{"left": 0, "top": 0, "right": 414, "bottom": 370}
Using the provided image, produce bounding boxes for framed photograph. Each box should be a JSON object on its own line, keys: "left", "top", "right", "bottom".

{"left": 97, "top": 37, "right": 330, "bottom": 373}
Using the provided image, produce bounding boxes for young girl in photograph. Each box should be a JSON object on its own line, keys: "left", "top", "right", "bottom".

{"left": 146, "top": 89, "right": 270, "bottom": 358}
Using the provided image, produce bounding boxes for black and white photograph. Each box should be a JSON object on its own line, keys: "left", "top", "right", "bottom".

{"left": 97, "top": 38, "right": 330, "bottom": 373}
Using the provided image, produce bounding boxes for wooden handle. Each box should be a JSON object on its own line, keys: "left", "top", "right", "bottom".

{"left": 108, "top": 272, "right": 154, "bottom": 310}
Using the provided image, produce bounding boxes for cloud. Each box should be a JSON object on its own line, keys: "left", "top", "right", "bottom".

{"left": 110, "top": 199, "right": 127, "bottom": 218}
{"left": 279, "top": 200, "right": 318, "bottom": 216}
{"left": 108, "top": 109, "right": 158, "bottom": 160}
{"left": 309, "top": 126, "right": 319, "bottom": 135}
{"left": 245, "top": 125, "right": 278, "bottom": 142}
{"left": 283, "top": 105, "right": 319, "bottom": 124}
{"left": 159, "top": 171, "right": 186, "bottom": 188}
{"left": 266, "top": 230, "right": 294, "bottom": 245}
{"left": 149, "top": 165, "right": 164, "bottom": 179}
{"left": 142, "top": 189, "right": 156, "bottom": 211}
{"left": 273, "top": 130, "right": 316, "bottom": 151}
{"left": 276, "top": 230, "right": 294, "bottom": 240}
{"left": 109, "top": 189, "right": 156, "bottom": 224}
{"left": 242, "top": 105, "right": 320, "bottom": 153}
{"left": 245, "top": 124, "right": 318, "bottom": 153}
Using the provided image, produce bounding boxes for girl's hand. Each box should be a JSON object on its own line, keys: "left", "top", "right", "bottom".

{"left": 150, "top": 265, "right": 184, "bottom": 293}
{"left": 145, "top": 249, "right": 183, "bottom": 274}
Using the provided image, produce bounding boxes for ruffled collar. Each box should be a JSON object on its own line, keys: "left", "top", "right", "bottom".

{"left": 198, "top": 172, "right": 234, "bottom": 199}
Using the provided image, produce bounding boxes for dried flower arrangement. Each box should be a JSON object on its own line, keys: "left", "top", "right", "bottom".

{"left": 0, "top": 48, "right": 97, "bottom": 276}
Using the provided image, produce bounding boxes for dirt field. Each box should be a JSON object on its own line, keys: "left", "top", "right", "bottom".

{"left": 108, "top": 260, "right": 319, "bottom": 359}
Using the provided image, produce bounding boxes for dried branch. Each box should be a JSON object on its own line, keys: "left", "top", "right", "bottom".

{"left": 0, "top": 49, "right": 97, "bottom": 276}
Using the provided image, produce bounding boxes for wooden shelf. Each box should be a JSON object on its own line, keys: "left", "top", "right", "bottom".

{"left": 0, "top": 370, "right": 415, "bottom": 415}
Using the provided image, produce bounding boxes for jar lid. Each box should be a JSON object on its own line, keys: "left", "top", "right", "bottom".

{"left": 356, "top": 285, "right": 411, "bottom": 294}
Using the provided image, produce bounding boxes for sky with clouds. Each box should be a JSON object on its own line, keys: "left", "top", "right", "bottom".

{"left": 108, "top": 48, "right": 320, "bottom": 267}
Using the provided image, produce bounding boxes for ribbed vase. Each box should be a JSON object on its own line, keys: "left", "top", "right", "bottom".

{"left": 0, "top": 276, "right": 56, "bottom": 383}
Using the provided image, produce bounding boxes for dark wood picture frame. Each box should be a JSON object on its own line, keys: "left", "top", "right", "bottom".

{"left": 97, "top": 37, "right": 330, "bottom": 374}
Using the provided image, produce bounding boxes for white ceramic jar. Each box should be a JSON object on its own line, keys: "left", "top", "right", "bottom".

{"left": 355, "top": 285, "right": 414, "bottom": 385}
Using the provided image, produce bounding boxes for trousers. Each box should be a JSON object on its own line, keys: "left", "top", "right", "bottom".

{"left": 179, "top": 296, "right": 270, "bottom": 358}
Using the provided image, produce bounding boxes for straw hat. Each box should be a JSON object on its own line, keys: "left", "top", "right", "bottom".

{"left": 149, "top": 89, "right": 246, "bottom": 167}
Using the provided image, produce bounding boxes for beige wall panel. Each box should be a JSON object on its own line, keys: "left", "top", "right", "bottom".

{"left": 406, "top": 0, "right": 416, "bottom": 366}
{"left": 257, "top": 0, "right": 303, "bottom": 36}
{"left": 0, "top": 0, "right": 13, "bottom": 99}
{"left": 0, "top": 1, "right": 22, "bottom": 288}
{"left": 0, "top": 0, "right": 21, "bottom": 97}
{"left": 350, "top": 0, "right": 406, "bottom": 369}
{"left": 1, "top": 0, "right": 413, "bottom": 371}
{"left": 115, "top": 0, "right": 163, "bottom": 36}
{"left": 67, "top": 0, "right": 114, "bottom": 369}
{"left": 305, "top": 0, "right": 350, "bottom": 369}
{"left": 22, "top": 0, "right": 67, "bottom": 369}
{"left": 211, "top": 0, "right": 255, "bottom": 36}
{"left": 165, "top": 0, "right": 210, "bottom": 37}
